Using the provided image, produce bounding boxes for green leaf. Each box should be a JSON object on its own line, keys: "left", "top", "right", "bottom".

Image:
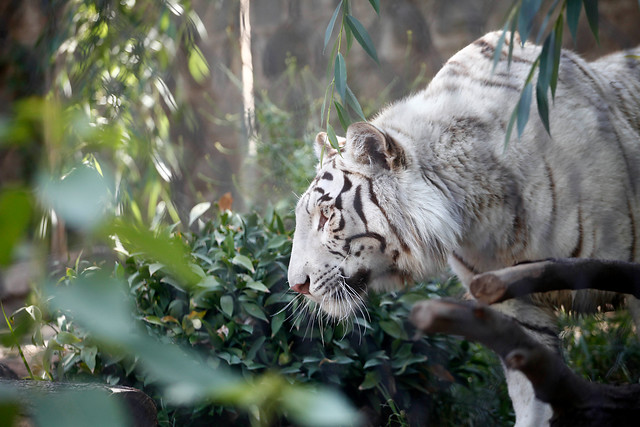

{"left": 537, "top": 34, "right": 553, "bottom": 95}
{"left": 55, "top": 331, "right": 81, "bottom": 345}
{"left": 534, "top": 0, "right": 561, "bottom": 44}
{"left": 232, "top": 254, "right": 255, "bottom": 272}
{"left": 108, "top": 221, "right": 201, "bottom": 288}
{"left": 566, "top": 0, "right": 582, "bottom": 41}
{"left": 379, "top": 319, "right": 407, "bottom": 340}
{"left": 334, "top": 101, "right": 351, "bottom": 131}
{"left": 246, "top": 279, "right": 269, "bottom": 293}
{"left": 282, "top": 385, "right": 361, "bottom": 427}
{"left": 243, "top": 303, "right": 268, "bottom": 322}
{"left": 551, "top": 17, "right": 564, "bottom": 98}
{"left": 492, "top": 26, "right": 508, "bottom": 71}
{"left": 220, "top": 295, "right": 234, "bottom": 317}
{"left": 38, "top": 165, "right": 111, "bottom": 231}
{"left": 197, "top": 276, "right": 222, "bottom": 290}
{"left": 81, "top": 345, "right": 98, "bottom": 372}
{"left": 517, "top": 82, "right": 534, "bottom": 138}
{"left": 582, "top": 0, "right": 599, "bottom": 42}
{"left": 368, "top": 0, "right": 380, "bottom": 14}
{"left": 326, "top": 123, "right": 340, "bottom": 150}
{"left": 359, "top": 369, "right": 380, "bottom": 390}
{"left": 31, "top": 389, "right": 129, "bottom": 427}
{"left": 345, "top": 85, "right": 366, "bottom": 121}
{"left": 266, "top": 235, "right": 288, "bottom": 250}
{"left": 324, "top": 0, "right": 343, "bottom": 53}
{"left": 536, "top": 81, "right": 550, "bottom": 134}
{"left": 0, "top": 188, "right": 31, "bottom": 266}
{"left": 363, "top": 358, "right": 383, "bottom": 369}
{"left": 188, "top": 202, "right": 211, "bottom": 226}
{"left": 188, "top": 45, "right": 210, "bottom": 83}
{"left": 334, "top": 52, "right": 347, "bottom": 101}
{"left": 271, "top": 311, "right": 285, "bottom": 337}
{"left": 345, "top": 15, "right": 379, "bottom": 64}
{"left": 517, "top": 0, "right": 543, "bottom": 43}
{"left": 246, "top": 336, "right": 266, "bottom": 361}
{"left": 149, "top": 262, "right": 164, "bottom": 276}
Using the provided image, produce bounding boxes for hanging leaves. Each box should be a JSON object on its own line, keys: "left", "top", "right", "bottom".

{"left": 499, "top": 0, "right": 600, "bottom": 145}
{"left": 345, "top": 15, "right": 379, "bottom": 64}
{"left": 321, "top": 1, "right": 380, "bottom": 151}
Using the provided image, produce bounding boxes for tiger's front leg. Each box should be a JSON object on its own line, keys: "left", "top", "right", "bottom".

{"left": 449, "top": 255, "right": 556, "bottom": 426}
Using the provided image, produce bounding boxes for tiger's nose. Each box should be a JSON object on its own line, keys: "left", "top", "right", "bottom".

{"left": 291, "top": 277, "right": 311, "bottom": 294}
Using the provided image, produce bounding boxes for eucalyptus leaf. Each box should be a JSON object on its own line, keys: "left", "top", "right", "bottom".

{"left": 323, "top": 0, "right": 342, "bottom": 53}
{"left": 582, "top": 0, "right": 599, "bottom": 41}
{"left": 368, "top": 0, "right": 380, "bottom": 14}
{"left": 551, "top": 17, "right": 564, "bottom": 98}
{"left": 517, "top": 82, "right": 534, "bottom": 138}
{"left": 334, "top": 52, "right": 347, "bottom": 101}
{"left": 517, "top": 0, "right": 543, "bottom": 44}
{"left": 326, "top": 123, "right": 340, "bottom": 150}
{"left": 345, "top": 15, "right": 379, "bottom": 64}
{"left": 566, "top": 0, "right": 582, "bottom": 41}
{"left": 345, "top": 85, "right": 366, "bottom": 121}
{"left": 334, "top": 100, "right": 351, "bottom": 131}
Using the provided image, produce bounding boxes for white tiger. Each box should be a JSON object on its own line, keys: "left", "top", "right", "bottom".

{"left": 288, "top": 31, "right": 640, "bottom": 426}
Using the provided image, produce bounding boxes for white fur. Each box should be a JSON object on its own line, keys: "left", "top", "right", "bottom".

{"left": 289, "top": 32, "right": 640, "bottom": 425}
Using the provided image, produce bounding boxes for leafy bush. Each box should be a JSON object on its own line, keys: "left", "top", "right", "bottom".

{"left": 41, "top": 206, "right": 513, "bottom": 426}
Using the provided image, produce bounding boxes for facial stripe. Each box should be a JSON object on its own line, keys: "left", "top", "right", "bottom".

{"left": 334, "top": 175, "right": 352, "bottom": 210}
{"left": 353, "top": 185, "right": 367, "bottom": 230}
{"left": 366, "top": 178, "right": 411, "bottom": 253}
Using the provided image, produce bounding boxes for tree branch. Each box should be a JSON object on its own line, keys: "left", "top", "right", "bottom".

{"left": 410, "top": 299, "right": 640, "bottom": 426}
{"left": 469, "top": 258, "right": 640, "bottom": 305}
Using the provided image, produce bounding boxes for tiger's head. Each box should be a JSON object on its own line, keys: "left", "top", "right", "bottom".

{"left": 287, "top": 122, "right": 461, "bottom": 320}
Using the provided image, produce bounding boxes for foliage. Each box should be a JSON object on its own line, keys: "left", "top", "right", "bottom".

{"left": 560, "top": 310, "right": 640, "bottom": 384}
{"left": 5, "top": 207, "right": 512, "bottom": 426}
{"left": 499, "top": 0, "right": 602, "bottom": 143}
{"left": 321, "top": 0, "right": 377, "bottom": 152}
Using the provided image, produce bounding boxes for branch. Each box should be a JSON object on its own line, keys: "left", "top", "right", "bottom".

{"left": 410, "top": 299, "right": 640, "bottom": 425}
{"left": 469, "top": 258, "right": 640, "bottom": 305}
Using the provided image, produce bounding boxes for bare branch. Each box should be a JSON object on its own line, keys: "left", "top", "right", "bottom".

{"left": 410, "top": 299, "right": 640, "bottom": 426}
{"left": 469, "top": 258, "right": 640, "bottom": 304}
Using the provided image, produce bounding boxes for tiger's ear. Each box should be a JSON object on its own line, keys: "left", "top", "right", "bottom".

{"left": 314, "top": 131, "right": 346, "bottom": 161}
{"left": 345, "top": 122, "right": 407, "bottom": 171}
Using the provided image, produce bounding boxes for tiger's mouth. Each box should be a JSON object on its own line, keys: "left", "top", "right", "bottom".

{"left": 289, "top": 268, "right": 373, "bottom": 320}
{"left": 344, "top": 268, "right": 370, "bottom": 294}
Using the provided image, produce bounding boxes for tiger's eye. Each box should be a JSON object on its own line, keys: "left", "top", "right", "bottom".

{"left": 318, "top": 205, "right": 331, "bottom": 230}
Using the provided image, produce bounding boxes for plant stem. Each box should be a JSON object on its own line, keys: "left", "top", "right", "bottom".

{"left": 1, "top": 301, "right": 35, "bottom": 380}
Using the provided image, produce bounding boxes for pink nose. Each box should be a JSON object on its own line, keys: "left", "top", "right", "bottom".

{"left": 291, "top": 278, "right": 310, "bottom": 295}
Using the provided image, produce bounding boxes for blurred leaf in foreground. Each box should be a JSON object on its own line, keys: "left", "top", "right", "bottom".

{"left": 37, "top": 165, "right": 112, "bottom": 231}
{"left": 0, "top": 188, "right": 32, "bottom": 266}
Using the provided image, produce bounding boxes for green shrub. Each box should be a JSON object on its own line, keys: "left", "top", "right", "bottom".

{"left": 45, "top": 207, "right": 513, "bottom": 426}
